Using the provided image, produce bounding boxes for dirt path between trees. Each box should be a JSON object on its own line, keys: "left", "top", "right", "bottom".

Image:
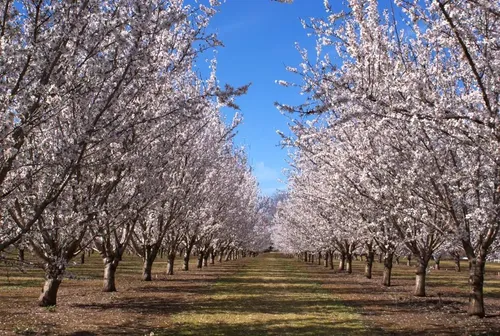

{"left": 162, "top": 253, "right": 370, "bottom": 335}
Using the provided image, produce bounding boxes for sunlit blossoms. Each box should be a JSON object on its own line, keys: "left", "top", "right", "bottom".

{"left": 1, "top": 0, "right": 269, "bottom": 307}
{"left": 274, "top": 0, "right": 499, "bottom": 318}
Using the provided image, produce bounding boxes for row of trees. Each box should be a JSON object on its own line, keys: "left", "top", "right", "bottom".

{"left": 1, "top": 0, "right": 271, "bottom": 307}
{"left": 273, "top": 0, "right": 499, "bottom": 318}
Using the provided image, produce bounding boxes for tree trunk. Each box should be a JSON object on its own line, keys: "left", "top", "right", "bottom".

{"left": 18, "top": 248, "right": 25, "bottom": 262}
{"left": 38, "top": 264, "right": 65, "bottom": 306}
{"left": 468, "top": 256, "right": 486, "bottom": 317}
{"left": 80, "top": 251, "right": 85, "bottom": 264}
{"left": 378, "top": 253, "right": 383, "bottom": 263}
{"left": 225, "top": 250, "right": 232, "bottom": 262}
{"left": 183, "top": 246, "right": 193, "bottom": 271}
{"left": 304, "top": 252, "right": 308, "bottom": 262}
{"left": 210, "top": 251, "right": 216, "bottom": 265}
{"left": 39, "top": 278, "right": 62, "bottom": 307}
{"left": 324, "top": 252, "right": 329, "bottom": 267}
{"left": 103, "top": 259, "right": 118, "bottom": 292}
{"left": 197, "top": 253, "right": 204, "bottom": 269}
{"left": 346, "top": 253, "right": 353, "bottom": 274}
{"left": 203, "top": 253, "right": 209, "bottom": 267}
{"left": 407, "top": 254, "right": 412, "bottom": 267}
{"left": 365, "top": 251, "right": 374, "bottom": 279}
{"left": 382, "top": 252, "right": 393, "bottom": 287}
{"left": 329, "top": 251, "right": 334, "bottom": 270}
{"left": 317, "top": 252, "right": 322, "bottom": 265}
{"left": 395, "top": 256, "right": 400, "bottom": 265}
{"left": 143, "top": 258, "right": 154, "bottom": 281}
{"left": 414, "top": 258, "right": 428, "bottom": 297}
{"left": 435, "top": 259, "right": 440, "bottom": 270}
{"left": 455, "top": 255, "right": 461, "bottom": 272}
{"left": 167, "top": 253, "right": 175, "bottom": 275}
{"left": 338, "top": 252, "right": 346, "bottom": 271}
{"left": 218, "top": 250, "right": 224, "bottom": 262}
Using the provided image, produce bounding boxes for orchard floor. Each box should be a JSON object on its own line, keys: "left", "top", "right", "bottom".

{"left": 1, "top": 253, "right": 500, "bottom": 335}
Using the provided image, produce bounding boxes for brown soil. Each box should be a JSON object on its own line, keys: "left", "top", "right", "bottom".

{"left": 1, "top": 253, "right": 500, "bottom": 335}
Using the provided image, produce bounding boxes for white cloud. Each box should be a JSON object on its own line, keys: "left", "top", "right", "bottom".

{"left": 253, "top": 161, "right": 279, "bottom": 182}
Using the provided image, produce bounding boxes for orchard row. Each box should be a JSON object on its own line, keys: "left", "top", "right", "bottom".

{"left": 0, "top": 1, "right": 271, "bottom": 306}
{"left": 273, "top": 0, "right": 500, "bottom": 319}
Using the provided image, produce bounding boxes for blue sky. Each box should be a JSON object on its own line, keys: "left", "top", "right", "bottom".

{"left": 202, "top": 0, "right": 337, "bottom": 196}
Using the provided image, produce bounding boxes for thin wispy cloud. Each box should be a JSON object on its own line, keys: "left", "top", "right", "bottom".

{"left": 254, "top": 161, "right": 280, "bottom": 182}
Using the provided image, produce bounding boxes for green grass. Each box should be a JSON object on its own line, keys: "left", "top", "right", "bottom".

{"left": 160, "top": 254, "right": 371, "bottom": 336}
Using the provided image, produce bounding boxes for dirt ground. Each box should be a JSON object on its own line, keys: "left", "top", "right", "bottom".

{"left": 1, "top": 252, "right": 500, "bottom": 335}
{"left": 307, "top": 259, "right": 500, "bottom": 335}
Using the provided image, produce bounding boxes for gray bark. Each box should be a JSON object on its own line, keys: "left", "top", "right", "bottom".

{"left": 143, "top": 258, "right": 153, "bottom": 281}
{"left": 338, "top": 252, "right": 346, "bottom": 271}
{"left": 103, "top": 258, "right": 118, "bottom": 292}
{"left": 197, "top": 253, "right": 203, "bottom": 268}
{"left": 468, "top": 255, "right": 486, "bottom": 317}
{"left": 346, "top": 253, "right": 353, "bottom": 274}
{"left": 167, "top": 253, "right": 175, "bottom": 275}
{"left": 39, "top": 278, "right": 62, "bottom": 307}
{"left": 414, "top": 260, "right": 428, "bottom": 297}
{"left": 382, "top": 252, "right": 393, "bottom": 287}
{"left": 365, "top": 251, "right": 374, "bottom": 279}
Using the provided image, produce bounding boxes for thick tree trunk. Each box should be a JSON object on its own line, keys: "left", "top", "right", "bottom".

{"left": 303, "top": 252, "right": 308, "bottom": 262}
{"left": 103, "top": 259, "right": 118, "bottom": 292}
{"left": 210, "top": 251, "right": 216, "bottom": 265}
{"left": 18, "top": 248, "right": 25, "bottom": 262}
{"left": 435, "top": 259, "right": 440, "bottom": 270}
{"left": 39, "top": 278, "right": 62, "bottom": 307}
{"left": 414, "top": 258, "right": 428, "bottom": 297}
{"left": 328, "top": 251, "right": 334, "bottom": 270}
{"left": 395, "top": 256, "right": 400, "bottom": 265}
{"left": 382, "top": 252, "right": 393, "bottom": 287}
{"left": 80, "top": 251, "right": 85, "bottom": 264}
{"left": 365, "top": 251, "right": 374, "bottom": 279}
{"left": 324, "top": 252, "right": 329, "bottom": 267}
{"left": 346, "top": 253, "right": 353, "bottom": 274}
{"left": 317, "top": 252, "right": 322, "bottom": 265}
{"left": 407, "top": 254, "right": 412, "bottom": 267}
{"left": 338, "top": 252, "right": 346, "bottom": 271}
{"left": 203, "top": 253, "right": 209, "bottom": 267}
{"left": 468, "top": 257, "right": 486, "bottom": 317}
{"left": 143, "top": 258, "right": 154, "bottom": 281}
{"left": 167, "top": 253, "right": 175, "bottom": 275}
{"left": 38, "top": 264, "right": 65, "bottom": 306}
{"left": 218, "top": 250, "right": 224, "bottom": 263}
